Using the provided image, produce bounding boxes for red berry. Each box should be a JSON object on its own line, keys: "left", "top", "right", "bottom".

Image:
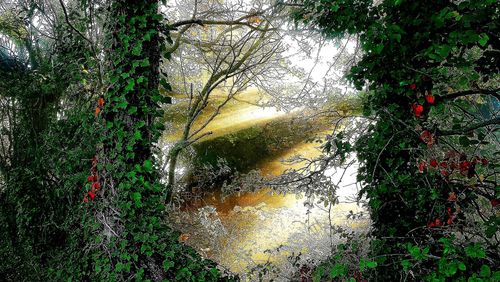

{"left": 88, "top": 192, "right": 96, "bottom": 200}
{"left": 92, "top": 182, "right": 101, "bottom": 190}
{"left": 418, "top": 161, "right": 426, "bottom": 172}
{"left": 409, "top": 84, "right": 417, "bottom": 90}
{"left": 430, "top": 159, "right": 438, "bottom": 167}
{"left": 447, "top": 192, "right": 457, "bottom": 202}
{"left": 481, "top": 158, "right": 489, "bottom": 166}
{"left": 435, "top": 218, "right": 442, "bottom": 226}
{"left": 447, "top": 207, "right": 452, "bottom": 215}
{"left": 447, "top": 217, "right": 453, "bottom": 225}
{"left": 459, "top": 161, "right": 471, "bottom": 173}
{"left": 441, "top": 170, "right": 449, "bottom": 177}
{"left": 412, "top": 103, "right": 424, "bottom": 117}
{"left": 425, "top": 95, "right": 435, "bottom": 104}
{"left": 440, "top": 161, "right": 447, "bottom": 168}
{"left": 491, "top": 199, "right": 500, "bottom": 207}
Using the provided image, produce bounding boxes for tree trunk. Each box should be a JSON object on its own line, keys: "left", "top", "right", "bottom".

{"left": 166, "top": 146, "right": 180, "bottom": 200}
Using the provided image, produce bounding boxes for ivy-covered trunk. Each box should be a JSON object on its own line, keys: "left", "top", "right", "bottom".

{"left": 87, "top": 1, "right": 167, "bottom": 280}
{"left": 85, "top": 1, "right": 225, "bottom": 280}
{"left": 292, "top": 0, "right": 499, "bottom": 280}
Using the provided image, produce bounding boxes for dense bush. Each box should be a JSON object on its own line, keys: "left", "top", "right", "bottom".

{"left": 0, "top": 1, "right": 233, "bottom": 280}
{"left": 292, "top": 0, "right": 499, "bottom": 280}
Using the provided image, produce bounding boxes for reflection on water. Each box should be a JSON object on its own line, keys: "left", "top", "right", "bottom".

{"left": 173, "top": 147, "right": 368, "bottom": 279}
{"left": 165, "top": 91, "right": 369, "bottom": 279}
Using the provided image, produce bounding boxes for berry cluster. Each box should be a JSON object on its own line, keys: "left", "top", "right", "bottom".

{"left": 409, "top": 76, "right": 435, "bottom": 118}
{"left": 83, "top": 155, "right": 101, "bottom": 202}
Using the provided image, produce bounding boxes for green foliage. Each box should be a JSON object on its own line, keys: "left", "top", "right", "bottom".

{"left": 292, "top": 0, "right": 499, "bottom": 280}
{"left": 79, "top": 1, "right": 230, "bottom": 280}
{"left": 0, "top": 13, "right": 98, "bottom": 279}
{"left": 0, "top": 1, "right": 233, "bottom": 281}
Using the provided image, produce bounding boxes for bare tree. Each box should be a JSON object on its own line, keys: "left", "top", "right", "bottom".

{"left": 161, "top": 0, "right": 287, "bottom": 197}
{"left": 159, "top": 0, "right": 362, "bottom": 200}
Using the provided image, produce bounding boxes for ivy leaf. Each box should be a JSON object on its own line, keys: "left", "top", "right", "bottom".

{"left": 458, "top": 261, "right": 466, "bottom": 271}
{"left": 163, "top": 259, "right": 174, "bottom": 271}
{"left": 143, "top": 159, "right": 152, "bottom": 172}
{"left": 478, "top": 33, "right": 489, "bottom": 47}
{"left": 459, "top": 136, "right": 470, "bottom": 147}
{"left": 124, "top": 79, "right": 135, "bottom": 92}
{"left": 480, "top": 265, "right": 491, "bottom": 277}
{"left": 401, "top": 260, "right": 411, "bottom": 270}
{"left": 131, "top": 192, "right": 142, "bottom": 207}
{"left": 140, "top": 59, "right": 150, "bottom": 67}
{"left": 132, "top": 44, "right": 142, "bottom": 56}
{"left": 360, "top": 258, "right": 378, "bottom": 271}
{"left": 128, "top": 106, "right": 138, "bottom": 115}
{"left": 435, "top": 44, "right": 451, "bottom": 58}
{"left": 465, "top": 244, "right": 486, "bottom": 258}
{"left": 134, "top": 130, "right": 142, "bottom": 140}
{"left": 373, "top": 44, "right": 384, "bottom": 54}
{"left": 329, "top": 263, "right": 347, "bottom": 278}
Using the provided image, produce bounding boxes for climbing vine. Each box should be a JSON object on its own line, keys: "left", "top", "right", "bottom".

{"left": 291, "top": 0, "right": 499, "bottom": 280}
{"left": 79, "top": 1, "right": 228, "bottom": 280}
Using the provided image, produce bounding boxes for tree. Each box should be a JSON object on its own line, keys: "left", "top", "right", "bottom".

{"left": 0, "top": 0, "right": 232, "bottom": 280}
{"left": 290, "top": 0, "right": 499, "bottom": 280}
{"left": 81, "top": 0, "right": 228, "bottom": 280}
{"left": 0, "top": 0, "right": 100, "bottom": 279}
{"left": 160, "top": 0, "right": 361, "bottom": 199}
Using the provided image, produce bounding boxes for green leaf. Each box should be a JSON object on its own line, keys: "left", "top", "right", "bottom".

{"left": 360, "top": 259, "right": 378, "bottom": 271}
{"left": 124, "top": 78, "right": 135, "bottom": 92}
{"left": 373, "top": 44, "right": 384, "bottom": 54}
{"left": 401, "top": 260, "right": 411, "bottom": 270}
{"left": 132, "top": 44, "right": 142, "bottom": 56}
{"left": 116, "top": 100, "right": 129, "bottom": 110}
{"left": 445, "top": 262, "right": 458, "bottom": 277}
{"left": 163, "top": 259, "right": 174, "bottom": 271}
{"left": 480, "top": 265, "right": 491, "bottom": 278}
{"left": 140, "top": 59, "right": 150, "bottom": 67}
{"left": 459, "top": 136, "right": 470, "bottom": 147}
{"left": 329, "top": 263, "right": 347, "bottom": 278}
{"left": 160, "top": 78, "right": 172, "bottom": 91}
{"left": 131, "top": 192, "right": 142, "bottom": 207}
{"left": 465, "top": 244, "right": 486, "bottom": 258}
{"left": 435, "top": 44, "right": 451, "bottom": 58}
{"left": 478, "top": 33, "right": 489, "bottom": 47}
{"left": 128, "top": 106, "right": 138, "bottom": 115}
{"left": 144, "top": 159, "right": 152, "bottom": 172}
{"left": 134, "top": 130, "right": 142, "bottom": 140}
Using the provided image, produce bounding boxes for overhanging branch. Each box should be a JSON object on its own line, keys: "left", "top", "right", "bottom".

{"left": 438, "top": 117, "right": 500, "bottom": 136}
{"left": 440, "top": 88, "right": 500, "bottom": 101}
